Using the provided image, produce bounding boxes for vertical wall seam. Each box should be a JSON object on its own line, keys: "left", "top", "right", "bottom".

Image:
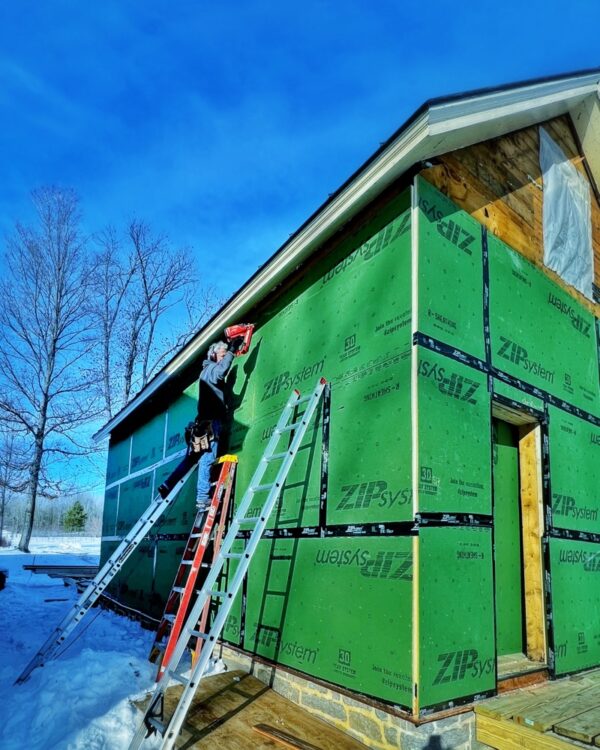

{"left": 410, "top": 179, "right": 420, "bottom": 716}
{"left": 483, "top": 226, "right": 500, "bottom": 692}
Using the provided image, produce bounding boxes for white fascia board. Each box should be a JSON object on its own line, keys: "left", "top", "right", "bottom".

{"left": 428, "top": 74, "right": 600, "bottom": 135}
{"left": 93, "top": 113, "right": 431, "bottom": 442}
{"left": 570, "top": 87, "right": 600, "bottom": 191}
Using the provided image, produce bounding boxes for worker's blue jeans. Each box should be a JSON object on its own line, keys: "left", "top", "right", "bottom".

{"left": 195, "top": 420, "right": 220, "bottom": 509}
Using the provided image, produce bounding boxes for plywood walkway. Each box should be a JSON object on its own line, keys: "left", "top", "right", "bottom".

{"left": 476, "top": 669, "right": 600, "bottom": 749}
{"left": 134, "top": 670, "right": 369, "bottom": 749}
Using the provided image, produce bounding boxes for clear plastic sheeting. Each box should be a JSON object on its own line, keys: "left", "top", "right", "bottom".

{"left": 539, "top": 127, "right": 593, "bottom": 299}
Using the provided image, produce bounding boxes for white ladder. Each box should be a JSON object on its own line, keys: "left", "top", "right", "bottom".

{"left": 15, "top": 463, "right": 198, "bottom": 684}
{"left": 129, "top": 378, "right": 327, "bottom": 750}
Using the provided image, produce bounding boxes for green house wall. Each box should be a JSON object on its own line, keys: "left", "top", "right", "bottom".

{"left": 100, "top": 176, "right": 600, "bottom": 714}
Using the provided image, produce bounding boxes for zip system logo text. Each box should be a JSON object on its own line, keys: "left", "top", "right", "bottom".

{"left": 418, "top": 359, "right": 480, "bottom": 405}
{"left": 548, "top": 293, "right": 591, "bottom": 338}
{"left": 496, "top": 336, "right": 555, "bottom": 384}
{"left": 433, "top": 649, "right": 494, "bottom": 685}
{"left": 322, "top": 211, "right": 410, "bottom": 285}
{"left": 337, "top": 481, "right": 411, "bottom": 510}
{"left": 261, "top": 358, "right": 325, "bottom": 401}
{"left": 315, "top": 548, "right": 413, "bottom": 581}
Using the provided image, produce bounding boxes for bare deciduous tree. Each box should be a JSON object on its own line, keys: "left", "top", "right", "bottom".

{"left": 91, "top": 220, "right": 219, "bottom": 419}
{"left": 0, "top": 430, "right": 27, "bottom": 542}
{"left": 0, "top": 187, "right": 96, "bottom": 551}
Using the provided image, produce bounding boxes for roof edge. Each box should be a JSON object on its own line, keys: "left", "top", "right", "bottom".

{"left": 94, "top": 67, "right": 600, "bottom": 442}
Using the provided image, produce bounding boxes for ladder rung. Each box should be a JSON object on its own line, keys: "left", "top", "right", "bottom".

{"left": 189, "top": 533, "right": 202, "bottom": 539}
{"left": 168, "top": 669, "right": 189, "bottom": 686}
{"left": 189, "top": 630, "right": 208, "bottom": 641}
{"left": 223, "top": 552, "right": 243, "bottom": 560}
{"left": 278, "top": 421, "right": 301, "bottom": 433}
{"left": 296, "top": 394, "right": 313, "bottom": 404}
{"left": 238, "top": 516, "right": 261, "bottom": 524}
{"left": 266, "top": 452, "right": 289, "bottom": 462}
{"left": 209, "top": 589, "right": 228, "bottom": 599}
{"left": 164, "top": 614, "right": 176, "bottom": 623}
{"left": 251, "top": 482, "right": 274, "bottom": 492}
{"left": 147, "top": 716, "right": 166, "bottom": 735}
{"left": 172, "top": 587, "right": 184, "bottom": 594}
{"left": 181, "top": 560, "right": 193, "bottom": 565}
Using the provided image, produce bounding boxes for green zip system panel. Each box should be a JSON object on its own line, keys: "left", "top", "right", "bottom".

{"left": 488, "top": 233, "right": 599, "bottom": 412}
{"left": 550, "top": 537, "right": 600, "bottom": 675}
{"left": 102, "top": 486, "right": 119, "bottom": 538}
{"left": 222, "top": 539, "right": 244, "bottom": 645}
{"left": 164, "top": 383, "right": 198, "bottom": 460}
{"left": 130, "top": 412, "right": 165, "bottom": 473}
{"left": 229, "top": 409, "right": 323, "bottom": 529}
{"left": 492, "top": 420, "right": 524, "bottom": 656}
{"left": 106, "top": 436, "right": 131, "bottom": 485}
{"left": 416, "top": 177, "right": 485, "bottom": 360}
{"left": 328, "top": 351, "right": 412, "bottom": 525}
{"left": 419, "top": 526, "right": 495, "bottom": 710}
{"left": 417, "top": 346, "right": 491, "bottom": 515}
{"left": 242, "top": 537, "right": 413, "bottom": 707}
{"left": 548, "top": 407, "right": 600, "bottom": 535}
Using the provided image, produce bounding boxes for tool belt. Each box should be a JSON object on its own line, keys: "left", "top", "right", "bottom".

{"left": 184, "top": 419, "right": 213, "bottom": 453}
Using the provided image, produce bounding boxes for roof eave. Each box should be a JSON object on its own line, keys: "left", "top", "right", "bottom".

{"left": 93, "top": 111, "right": 431, "bottom": 442}
{"left": 93, "top": 70, "right": 600, "bottom": 443}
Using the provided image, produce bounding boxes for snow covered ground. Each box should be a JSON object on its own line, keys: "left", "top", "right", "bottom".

{"left": 0, "top": 536, "right": 162, "bottom": 749}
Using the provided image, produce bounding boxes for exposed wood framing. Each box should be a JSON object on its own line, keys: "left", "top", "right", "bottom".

{"left": 420, "top": 115, "right": 600, "bottom": 315}
{"left": 518, "top": 424, "right": 546, "bottom": 664}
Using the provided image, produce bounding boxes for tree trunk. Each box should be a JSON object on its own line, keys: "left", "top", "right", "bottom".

{"left": 18, "top": 436, "right": 44, "bottom": 552}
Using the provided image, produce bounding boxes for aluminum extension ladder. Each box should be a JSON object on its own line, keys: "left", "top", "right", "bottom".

{"left": 15, "top": 463, "right": 199, "bottom": 685}
{"left": 149, "top": 456, "right": 238, "bottom": 679}
{"left": 129, "top": 377, "right": 327, "bottom": 750}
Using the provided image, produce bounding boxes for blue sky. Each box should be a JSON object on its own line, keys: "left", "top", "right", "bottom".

{"left": 1, "top": 1, "right": 600, "bottom": 299}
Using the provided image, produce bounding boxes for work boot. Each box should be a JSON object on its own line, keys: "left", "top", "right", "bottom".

{"left": 158, "top": 483, "right": 170, "bottom": 499}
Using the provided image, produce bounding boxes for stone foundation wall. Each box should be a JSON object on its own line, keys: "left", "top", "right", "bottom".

{"left": 220, "top": 645, "right": 493, "bottom": 749}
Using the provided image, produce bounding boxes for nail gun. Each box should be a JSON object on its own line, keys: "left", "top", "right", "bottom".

{"left": 225, "top": 323, "right": 255, "bottom": 356}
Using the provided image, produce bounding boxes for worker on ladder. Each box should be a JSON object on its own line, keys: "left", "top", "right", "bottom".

{"left": 158, "top": 324, "right": 254, "bottom": 500}
{"left": 194, "top": 339, "right": 234, "bottom": 511}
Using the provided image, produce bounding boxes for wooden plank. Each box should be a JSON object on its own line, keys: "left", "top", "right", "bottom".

{"left": 475, "top": 689, "right": 555, "bottom": 721}
{"left": 518, "top": 424, "right": 546, "bottom": 663}
{"left": 554, "top": 706, "right": 600, "bottom": 744}
{"left": 253, "top": 724, "right": 323, "bottom": 750}
{"left": 476, "top": 679, "right": 592, "bottom": 721}
{"left": 515, "top": 686, "right": 600, "bottom": 733}
{"left": 135, "top": 671, "right": 370, "bottom": 750}
{"left": 476, "top": 713, "right": 581, "bottom": 750}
